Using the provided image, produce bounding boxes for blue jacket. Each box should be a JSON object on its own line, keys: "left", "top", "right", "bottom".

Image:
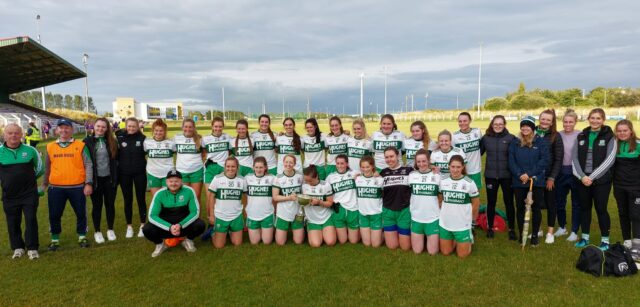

{"left": 508, "top": 136, "right": 550, "bottom": 188}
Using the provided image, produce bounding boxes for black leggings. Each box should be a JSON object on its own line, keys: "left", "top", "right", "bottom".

{"left": 577, "top": 180, "right": 611, "bottom": 237}
{"left": 613, "top": 186, "right": 640, "bottom": 240}
{"left": 514, "top": 187, "right": 543, "bottom": 238}
{"left": 485, "top": 178, "right": 514, "bottom": 230}
{"left": 119, "top": 173, "right": 147, "bottom": 224}
{"left": 543, "top": 186, "right": 556, "bottom": 228}
{"left": 91, "top": 176, "right": 117, "bottom": 231}
{"left": 142, "top": 219, "right": 206, "bottom": 244}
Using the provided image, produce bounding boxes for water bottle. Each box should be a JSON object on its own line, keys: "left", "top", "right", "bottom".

{"left": 37, "top": 186, "right": 45, "bottom": 197}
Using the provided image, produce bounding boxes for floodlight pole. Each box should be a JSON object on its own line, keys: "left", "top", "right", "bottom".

{"left": 360, "top": 73, "right": 364, "bottom": 118}
{"left": 425, "top": 92, "right": 429, "bottom": 110}
{"left": 36, "top": 14, "right": 46, "bottom": 110}
{"left": 384, "top": 65, "right": 387, "bottom": 114}
{"left": 222, "top": 87, "right": 225, "bottom": 120}
{"left": 477, "top": 42, "right": 483, "bottom": 118}
{"left": 83, "top": 53, "right": 89, "bottom": 113}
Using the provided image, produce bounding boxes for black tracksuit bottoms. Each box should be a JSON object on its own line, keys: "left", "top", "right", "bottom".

{"left": 142, "top": 219, "right": 206, "bottom": 244}
{"left": 119, "top": 173, "right": 147, "bottom": 224}
{"left": 91, "top": 176, "right": 117, "bottom": 231}
{"left": 576, "top": 180, "right": 611, "bottom": 237}
{"left": 3, "top": 195, "right": 39, "bottom": 250}
{"left": 613, "top": 186, "right": 640, "bottom": 240}
{"left": 485, "top": 178, "right": 514, "bottom": 230}
{"left": 514, "top": 187, "right": 544, "bottom": 239}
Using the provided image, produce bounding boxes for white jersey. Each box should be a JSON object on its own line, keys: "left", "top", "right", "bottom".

{"left": 208, "top": 174, "right": 246, "bottom": 222}
{"left": 245, "top": 173, "right": 275, "bottom": 221}
{"left": 251, "top": 131, "right": 277, "bottom": 170}
{"left": 202, "top": 133, "right": 231, "bottom": 164}
{"left": 173, "top": 134, "right": 204, "bottom": 173}
{"left": 452, "top": 128, "right": 482, "bottom": 174}
{"left": 430, "top": 147, "right": 467, "bottom": 178}
{"left": 144, "top": 139, "right": 175, "bottom": 178}
{"left": 273, "top": 173, "right": 303, "bottom": 222}
{"left": 408, "top": 170, "right": 441, "bottom": 223}
{"left": 404, "top": 138, "right": 438, "bottom": 168}
{"left": 326, "top": 170, "right": 358, "bottom": 211}
{"left": 301, "top": 181, "right": 333, "bottom": 224}
{"left": 326, "top": 134, "right": 350, "bottom": 166}
{"left": 301, "top": 133, "right": 327, "bottom": 167}
{"left": 229, "top": 137, "right": 253, "bottom": 168}
{"left": 439, "top": 176, "right": 479, "bottom": 231}
{"left": 347, "top": 137, "right": 372, "bottom": 172}
{"left": 276, "top": 134, "right": 302, "bottom": 174}
{"left": 355, "top": 175, "right": 384, "bottom": 215}
{"left": 371, "top": 130, "right": 405, "bottom": 170}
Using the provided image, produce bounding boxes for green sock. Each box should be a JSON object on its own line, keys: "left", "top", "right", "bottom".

{"left": 582, "top": 233, "right": 590, "bottom": 241}
{"left": 78, "top": 235, "right": 86, "bottom": 241}
{"left": 602, "top": 236, "right": 609, "bottom": 244}
{"left": 51, "top": 234, "right": 60, "bottom": 241}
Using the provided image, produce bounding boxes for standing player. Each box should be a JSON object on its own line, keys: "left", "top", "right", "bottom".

{"left": 409, "top": 149, "right": 440, "bottom": 255}
{"left": 380, "top": 147, "right": 413, "bottom": 251}
{"left": 251, "top": 114, "right": 278, "bottom": 175}
{"left": 355, "top": 156, "right": 384, "bottom": 247}
{"left": 245, "top": 157, "right": 275, "bottom": 245}
{"left": 439, "top": 155, "right": 480, "bottom": 258}
{"left": 302, "top": 165, "right": 337, "bottom": 247}
{"left": 404, "top": 121, "right": 437, "bottom": 167}
{"left": 326, "top": 154, "right": 359, "bottom": 244}
{"left": 347, "top": 119, "right": 372, "bottom": 172}
{"left": 430, "top": 130, "right": 466, "bottom": 178}
{"left": 301, "top": 118, "right": 327, "bottom": 179}
{"left": 230, "top": 119, "right": 254, "bottom": 176}
{"left": 276, "top": 118, "right": 302, "bottom": 174}
{"left": 272, "top": 154, "right": 304, "bottom": 245}
{"left": 174, "top": 119, "right": 204, "bottom": 201}
{"left": 372, "top": 114, "right": 405, "bottom": 172}
{"left": 325, "top": 116, "right": 350, "bottom": 175}
{"left": 203, "top": 117, "right": 231, "bottom": 184}
{"left": 452, "top": 112, "right": 483, "bottom": 190}
{"left": 144, "top": 119, "right": 175, "bottom": 197}
{"left": 207, "top": 156, "right": 246, "bottom": 248}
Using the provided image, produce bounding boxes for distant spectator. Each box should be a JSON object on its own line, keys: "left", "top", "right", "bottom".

{"left": 24, "top": 121, "right": 42, "bottom": 148}
{"left": 42, "top": 121, "right": 51, "bottom": 140}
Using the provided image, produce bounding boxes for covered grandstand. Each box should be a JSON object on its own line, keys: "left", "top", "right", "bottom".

{"left": 0, "top": 36, "right": 86, "bottom": 132}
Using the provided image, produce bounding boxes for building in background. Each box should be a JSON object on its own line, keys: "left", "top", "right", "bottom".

{"left": 112, "top": 97, "right": 183, "bottom": 121}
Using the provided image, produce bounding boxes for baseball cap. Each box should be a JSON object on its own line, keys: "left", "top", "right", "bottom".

{"left": 166, "top": 169, "right": 182, "bottom": 179}
{"left": 57, "top": 118, "right": 73, "bottom": 127}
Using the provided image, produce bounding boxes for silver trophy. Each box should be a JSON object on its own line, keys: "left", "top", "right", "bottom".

{"left": 294, "top": 194, "right": 311, "bottom": 223}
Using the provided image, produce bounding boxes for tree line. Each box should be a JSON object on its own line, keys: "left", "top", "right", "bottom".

{"left": 9, "top": 90, "right": 97, "bottom": 113}
{"left": 483, "top": 83, "right": 640, "bottom": 110}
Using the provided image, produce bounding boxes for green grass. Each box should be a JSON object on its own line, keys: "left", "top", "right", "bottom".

{"left": 1, "top": 120, "right": 639, "bottom": 306}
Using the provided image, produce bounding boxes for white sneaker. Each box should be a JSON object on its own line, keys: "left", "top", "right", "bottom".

{"left": 624, "top": 240, "right": 632, "bottom": 249}
{"left": 554, "top": 227, "right": 567, "bottom": 237}
{"left": 151, "top": 243, "right": 168, "bottom": 257}
{"left": 12, "top": 248, "right": 25, "bottom": 259}
{"left": 567, "top": 232, "right": 579, "bottom": 242}
{"left": 528, "top": 230, "right": 544, "bottom": 239}
{"left": 27, "top": 250, "right": 39, "bottom": 260}
{"left": 125, "top": 225, "right": 134, "bottom": 238}
{"left": 545, "top": 233, "right": 555, "bottom": 244}
{"left": 107, "top": 230, "right": 117, "bottom": 241}
{"left": 94, "top": 232, "right": 105, "bottom": 244}
{"left": 137, "top": 225, "right": 145, "bottom": 238}
{"left": 181, "top": 239, "right": 197, "bottom": 252}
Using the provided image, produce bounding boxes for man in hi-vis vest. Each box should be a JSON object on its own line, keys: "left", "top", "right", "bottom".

{"left": 42, "top": 119, "right": 94, "bottom": 251}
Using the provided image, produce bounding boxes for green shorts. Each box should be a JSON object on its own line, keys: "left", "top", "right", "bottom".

{"left": 359, "top": 213, "right": 382, "bottom": 230}
{"left": 411, "top": 219, "right": 440, "bottom": 236}
{"left": 324, "top": 165, "right": 336, "bottom": 177}
{"left": 468, "top": 172, "right": 482, "bottom": 189}
{"left": 307, "top": 218, "right": 334, "bottom": 231}
{"left": 205, "top": 163, "right": 224, "bottom": 183}
{"left": 275, "top": 217, "right": 304, "bottom": 231}
{"left": 268, "top": 167, "right": 277, "bottom": 176}
{"left": 246, "top": 214, "right": 274, "bottom": 230}
{"left": 382, "top": 207, "right": 411, "bottom": 233}
{"left": 147, "top": 174, "right": 166, "bottom": 188}
{"left": 332, "top": 205, "right": 359, "bottom": 229}
{"left": 182, "top": 167, "right": 204, "bottom": 183}
{"left": 239, "top": 165, "right": 254, "bottom": 177}
{"left": 215, "top": 215, "right": 244, "bottom": 233}
{"left": 439, "top": 226, "right": 472, "bottom": 243}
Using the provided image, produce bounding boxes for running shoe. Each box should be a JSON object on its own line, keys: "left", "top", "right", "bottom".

{"left": 566, "top": 232, "right": 579, "bottom": 242}
{"left": 27, "top": 250, "right": 39, "bottom": 260}
{"left": 553, "top": 227, "right": 567, "bottom": 237}
{"left": 125, "top": 225, "right": 134, "bottom": 238}
{"left": 94, "top": 232, "right": 105, "bottom": 244}
{"left": 107, "top": 230, "right": 117, "bottom": 241}
{"left": 151, "top": 243, "right": 168, "bottom": 258}
{"left": 575, "top": 239, "right": 589, "bottom": 248}
{"left": 599, "top": 242, "right": 609, "bottom": 251}
{"left": 79, "top": 238, "right": 90, "bottom": 248}
{"left": 12, "top": 248, "right": 25, "bottom": 259}
{"left": 545, "top": 233, "right": 555, "bottom": 244}
{"left": 181, "top": 239, "right": 197, "bottom": 252}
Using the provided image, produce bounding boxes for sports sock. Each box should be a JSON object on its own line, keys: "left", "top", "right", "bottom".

{"left": 581, "top": 233, "right": 590, "bottom": 241}
{"left": 601, "top": 236, "right": 609, "bottom": 244}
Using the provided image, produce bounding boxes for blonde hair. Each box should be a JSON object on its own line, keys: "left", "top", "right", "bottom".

{"left": 518, "top": 131, "right": 534, "bottom": 148}
{"left": 563, "top": 108, "right": 578, "bottom": 122}
{"left": 352, "top": 118, "right": 369, "bottom": 139}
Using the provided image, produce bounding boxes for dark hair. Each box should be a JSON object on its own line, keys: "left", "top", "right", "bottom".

{"left": 539, "top": 109, "right": 558, "bottom": 143}
{"left": 258, "top": 114, "right": 276, "bottom": 143}
{"left": 235, "top": 119, "right": 253, "bottom": 155}
{"left": 616, "top": 119, "right": 638, "bottom": 154}
{"left": 151, "top": 118, "right": 168, "bottom": 140}
{"left": 211, "top": 116, "right": 225, "bottom": 128}
{"left": 93, "top": 117, "right": 118, "bottom": 159}
{"left": 335, "top": 154, "right": 349, "bottom": 170}
{"left": 485, "top": 115, "right": 506, "bottom": 137}
{"left": 384, "top": 146, "right": 399, "bottom": 156}
{"left": 359, "top": 155, "right": 375, "bottom": 169}
{"left": 413, "top": 148, "right": 430, "bottom": 170}
{"left": 283, "top": 117, "right": 301, "bottom": 152}
{"left": 329, "top": 116, "right": 344, "bottom": 136}
{"left": 303, "top": 164, "right": 319, "bottom": 179}
{"left": 305, "top": 118, "right": 322, "bottom": 144}
{"left": 253, "top": 156, "right": 268, "bottom": 173}
{"left": 380, "top": 114, "right": 398, "bottom": 131}
{"left": 410, "top": 121, "right": 430, "bottom": 151}
{"left": 449, "top": 154, "right": 467, "bottom": 176}
{"left": 458, "top": 112, "right": 472, "bottom": 121}
{"left": 588, "top": 108, "right": 606, "bottom": 120}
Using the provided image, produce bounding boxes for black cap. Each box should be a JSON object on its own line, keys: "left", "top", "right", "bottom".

{"left": 166, "top": 169, "right": 182, "bottom": 179}
{"left": 57, "top": 118, "right": 73, "bottom": 127}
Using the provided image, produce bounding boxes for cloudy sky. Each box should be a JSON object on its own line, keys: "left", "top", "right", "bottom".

{"left": 2, "top": 0, "right": 639, "bottom": 114}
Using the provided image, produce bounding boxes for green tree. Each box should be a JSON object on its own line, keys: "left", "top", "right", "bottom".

{"left": 518, "top": 82, "right": 526, "bottom": 95}
{"left": 509, "top": 94, "right": 550, "bottom": 110}
{"left": 73, "top": 95, "right": 83, "bottom": 110}
{"left": 483, "top": 97, "right": 508, "bottom": 111}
